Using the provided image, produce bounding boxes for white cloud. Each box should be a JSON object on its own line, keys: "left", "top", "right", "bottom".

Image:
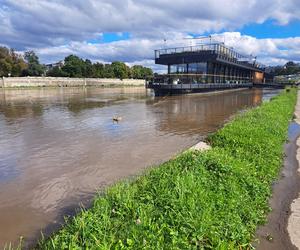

{"left": 0, "top": 0, "right": 300, "bottom": 69}
{"left": 32, "top": 32, "right": 300, "bottom": 72}
{"left": 1, "top": 0, "right": 300, "bottom": 48}
{"left": 219, "top": 32, "right": 300, "bottom": 63}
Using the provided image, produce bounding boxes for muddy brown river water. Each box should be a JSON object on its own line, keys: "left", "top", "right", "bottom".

{"left": 0, "top": 87, "right": 280, "bottom": 248}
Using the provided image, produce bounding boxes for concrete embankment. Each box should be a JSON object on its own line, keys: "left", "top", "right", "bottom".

{"left": 0, "top": 77, "right": 145, "bottom": 88}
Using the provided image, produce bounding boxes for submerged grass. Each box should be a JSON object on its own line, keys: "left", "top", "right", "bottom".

{"left": 38, "top": 88, "right": 297, "bottom": 249}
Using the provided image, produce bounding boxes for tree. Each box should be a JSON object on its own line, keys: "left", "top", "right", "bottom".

{"left": 61, "top": 55, "right": 85, "bottom": 77}
{"left": 0, "top": 47, "right": 27, "bottom": 77}
{"left": 83, "top": 59, "right": 95, "bottom": 78}
{"left": 271, "top": 61, "right": 300, "bottom": 76}
{"left": 142, "top": 67, "right": 153, "bottom": 79}
{"left": 131, "top": 65, "right": 142, "bottom": 79}
{"left": 131, "top": 65, "right": 153, "bottom": 79}
{"left": 126, "top": 64, "right": 132, "bottom": 78}
{"left": 93, "top": 62, "right": 104, "bottom": 78}
{"left": 0, "top": 58, "right": 12, "bottom": 77}
{"left": 284, "top": 61, "right": 300, "bottom": 75}
{"left": 46, "top": 66, "right": 68, "bottom": 77}
{"left": 103, "top": 64, "right": 114, "bottom": 78}
{"left": 23, "top": 51, "right": 45, "bottom": 76}
{"left": 111, "top": 61, "right": 129, "bottom": 79}
{"left": 44, "top": 54, "right": 153, "bottom": 79}
{"left": 285, "top": 61, "right": 297, "bottom": 67}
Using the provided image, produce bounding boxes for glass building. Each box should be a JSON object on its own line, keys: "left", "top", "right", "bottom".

{"left": 154, "top": 43, "right": 266, "bottom": 85}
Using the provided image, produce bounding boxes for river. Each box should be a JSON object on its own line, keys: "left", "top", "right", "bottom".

{"left": 0, "top": 87, "right": 280, "bottom": 247}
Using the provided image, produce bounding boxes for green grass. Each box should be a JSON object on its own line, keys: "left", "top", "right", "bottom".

{"left": 38, "top": 88, "right": 297, "bottom": 249}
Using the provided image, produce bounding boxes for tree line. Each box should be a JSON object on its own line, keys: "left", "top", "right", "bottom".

{"left": 47, "top": 55, "right": 153, "bottom": 79}
{"left": 0, "top": 46, "right": 153, "bottom": 79}
{"left": 268, "top": 61, "right": 300, "bottom": 76}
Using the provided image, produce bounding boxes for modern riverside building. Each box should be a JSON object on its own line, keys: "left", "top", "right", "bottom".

{"left": 147, "top": 42, "right": 271, "bottom": 95}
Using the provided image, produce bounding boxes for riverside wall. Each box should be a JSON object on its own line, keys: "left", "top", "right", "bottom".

{"left": 0, "top": 77, "right": 145, "bottom": 88}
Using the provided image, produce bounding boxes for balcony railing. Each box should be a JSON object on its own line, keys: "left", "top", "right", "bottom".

{"left": 155, "top": 43, "right": 265, "bottom": 70}
{"left": 147, "top": 73, "right": 253, "bottom": 85}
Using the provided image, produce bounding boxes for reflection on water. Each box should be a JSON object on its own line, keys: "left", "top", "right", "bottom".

{"left": 0, "top": 87, "right": 279, "bottom": 247}
{"left": 148, "top": 90, "right": 263, "bottom": 136}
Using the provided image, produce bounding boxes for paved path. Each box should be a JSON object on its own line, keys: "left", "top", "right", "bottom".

{"left": 288, "top": 91, "right": 300, "bottom": 249}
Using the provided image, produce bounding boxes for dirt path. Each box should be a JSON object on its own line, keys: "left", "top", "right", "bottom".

{"left": 255, "top": 91, "right": 300, "bottom": 250}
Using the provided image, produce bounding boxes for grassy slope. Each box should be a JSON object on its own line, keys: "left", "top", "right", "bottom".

{"left": 39, "top": 89, "right": 297, "bottom": 250}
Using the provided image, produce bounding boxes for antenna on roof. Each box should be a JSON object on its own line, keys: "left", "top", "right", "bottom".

{"left": 163, "top": 38, "right": 167, "bottom": 48}
{"left": 183, "top": 35, "right": 215, "bottom": 46}
{"left": 183, "top": 36, "right": 207, "bottom": 40}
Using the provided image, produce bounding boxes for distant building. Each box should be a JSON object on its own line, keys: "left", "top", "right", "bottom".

{"left": 45, "top": 60, "right": 65, "bottom": 71}
{"left": 275, "top": 74, "right": 300, "bottom": 84}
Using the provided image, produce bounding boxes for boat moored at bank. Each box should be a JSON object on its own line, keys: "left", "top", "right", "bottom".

{"left": 147, "top": 39, "right": 274, "bottom": 95}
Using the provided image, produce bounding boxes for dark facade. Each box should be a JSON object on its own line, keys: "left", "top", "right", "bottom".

{"left": 154, "top": 43, "right": 266, "bottom": 84}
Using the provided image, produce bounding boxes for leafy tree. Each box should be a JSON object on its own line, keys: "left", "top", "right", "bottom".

{"left": 0, "top": 47, "right": 27, "bottom": 77}
{"left": 44, "top": 54, "right": 153, "bottom": 79}
{"left": 46, "top": 66, "right": 68, "bottom": 77}
{"left": 2, "top": 47, "right": 154, "bottom": 79}
{"left": 0, "top": 58, "right": 12, "bottom": 76}
{"left": 143, "top": 67, "right": 153, "bottom": 79}
{"left": 131, "top": 65, "right": 142, "bottom": 79}
{"left": 83, "top": 59, "right": 95, "bottom": 78}
{"left": 61, "top": 55, "right": 85, "bottom": 77}
{"left": 131, "top": 65, "right": 153, "bottom": 79}
{"left": 126, "top": 64, "right": 132, "bottom": 78}
{"left": 284, "top": 61, "right": 300, "bottom": 75}
{"left": 103, "top": 64, "right": 114, "bottom": 78}
{"left": 111, "top": 61, "right": 129, "bottom": 79}
{"left": 271, "top": 61, "right": 300, "bottom": 76}
{"left": 286, "top": 61, "right": 297, "bottom": 67}
{"left": 93, "top": 62, "right": 105, "bottom": 78}
{"left": 23, "top": 51, "right": 45, "bottom": 76}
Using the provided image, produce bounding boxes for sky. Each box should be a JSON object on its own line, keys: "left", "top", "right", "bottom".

{"left": 0, "top": 0, "right": 300, "bottom": 71}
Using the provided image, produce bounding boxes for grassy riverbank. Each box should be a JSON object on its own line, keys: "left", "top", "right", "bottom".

{"left": 39, "top": 88, "right": 297, "bottom": 249}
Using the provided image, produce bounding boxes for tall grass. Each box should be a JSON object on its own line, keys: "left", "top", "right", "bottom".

{"left": 39, "top": 88, "right": 297, "bottom": 249}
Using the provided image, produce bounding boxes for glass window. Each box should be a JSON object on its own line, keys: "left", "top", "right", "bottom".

{"left": 170, "top": 64, "right": 188, "bottom": 74}
{"left": 188, "top": 63, "right": 207, "bottom": 74}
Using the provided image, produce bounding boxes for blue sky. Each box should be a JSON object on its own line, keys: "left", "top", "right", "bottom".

{"left": 88, "top": 33, "right": 131, "bottom": 44}
{"left": 87, "top": 21, "right": 300, "bottom": 45}
{"left": 0, "top": 0, "right": 300, "bottom": 69}
{"left": 189, "top": 20, "right": 300, "bottom": 40}
{"left": 239, "top": 20, "right": 300, "bottom": 39}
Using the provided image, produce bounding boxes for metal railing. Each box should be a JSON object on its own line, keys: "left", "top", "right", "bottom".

{"left": 155, "top": 43, "right": 244, "bottom": 59}
{"left": 147, "top": 73, "right": 252, "bottom": 86}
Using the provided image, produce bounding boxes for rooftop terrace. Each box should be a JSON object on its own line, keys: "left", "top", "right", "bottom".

{"left": 155, "top": 43, "right": 265, "bottom": 71}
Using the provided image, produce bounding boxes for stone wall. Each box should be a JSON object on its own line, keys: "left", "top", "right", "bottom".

{"left": 1, "top": 77, "right": 145, "bottom": 88}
